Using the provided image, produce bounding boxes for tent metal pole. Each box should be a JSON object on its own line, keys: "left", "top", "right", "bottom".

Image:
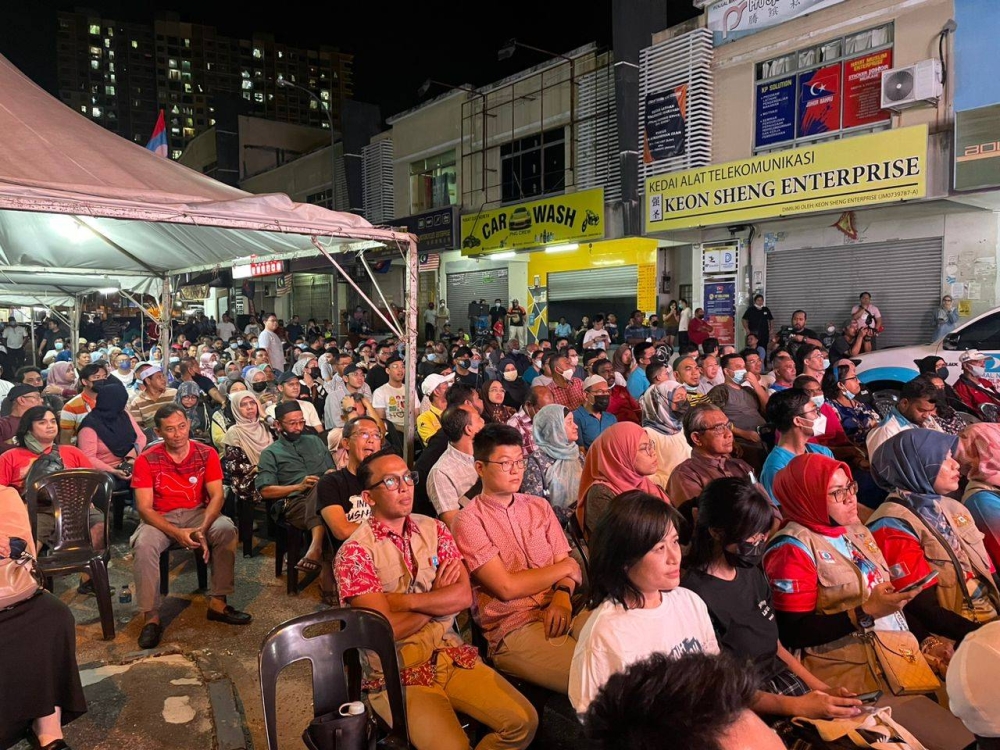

{"left": 402, "top": 236, "right": 419, "bottom": 466}
{"left": 70, "top": 296, "right": 81, "bottom": 357}
{"left": 29, "top": 311, "right": 36, "bottom": 367}
{"left": 357, "top": 252, "right": 403, "bottom": 339}
{"left": 159, "top": 276, "right": 172, "bottom": 350}
{"left": 308, "top": 238, "right": 401, "bottom": 337}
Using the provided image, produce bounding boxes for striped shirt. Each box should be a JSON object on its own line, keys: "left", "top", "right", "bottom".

{"left": 129, "top": 388, "right": 178, "bottom": 430}
{"left": 60, "top": 391, "right": 97, "bottom": 442}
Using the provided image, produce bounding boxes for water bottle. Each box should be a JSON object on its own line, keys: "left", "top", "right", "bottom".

{"left": 119, "top": 584, "right": 132, "bottom": 604}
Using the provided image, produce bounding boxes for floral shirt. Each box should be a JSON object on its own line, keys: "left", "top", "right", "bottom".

{"left": 335, "top": 516, "right": 479, "bottom": 690}
{"left": 827, "top": 399, "right": 881, "bottom": 448}
{"left": 221, "top": 444, "right": 260, "bottom": 503}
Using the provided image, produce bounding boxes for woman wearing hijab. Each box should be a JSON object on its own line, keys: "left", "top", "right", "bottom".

{"left": 77, "top": 380, "right": 146, "bottom": 490}
{"left": 199, "top": 351, "right": 218, "bottom": 381}
{"left": 210, "top": 379, "right": 247, "bottom": 451}
{"left": 481, "top": 379, "right": 516, "bottom": 424}
{"left": 292, "top": 354, "right": 327, "bottom": 417}
{"left": 221, "top": 390, "right": 274, "bottom": 515}
{"left": 521, "top": 404, "right": 584, "bottom": 524}
{"left": 960, "top": 423, "right": 1000, "bottom": 567}
{"left": 497, "top": 357, "right": 528, "bottom": 409}
{"left": 576, "top": 421, "right": 668, "bottom": 537}
{"left": 44, "top": 361, "right": 77, "bottom": 401}
{"left": 174, "top": 380, "right": 210, "bottom": 441}
{"left": 641, "top": 381, "right": 692, "bottom": 491}
{"left": 916, "top": 355, "right": 969, "bottom": 416}
{"left": 868, "top": 430, "right": 998, "bottom": 657}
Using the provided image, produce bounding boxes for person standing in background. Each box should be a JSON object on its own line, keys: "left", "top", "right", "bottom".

{"left": 258, "top": 314, "right": 285, "bottom": 373}
{"left": 934, "top": 295, "right": 959, "bottom": 340}
{"left": 423, "top": 302, "right": 437, "bottom": 343}
{"left": 677, "top": 299, "right": 692, "bottom": 348}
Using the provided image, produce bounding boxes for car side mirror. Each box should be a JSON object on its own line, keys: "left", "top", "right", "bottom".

{"left": 942, "top": 332, "right": 960, "bottom": 350}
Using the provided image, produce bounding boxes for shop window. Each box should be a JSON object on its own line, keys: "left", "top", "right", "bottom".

{"left": 409, "top": 150, "right": 458, "bottom": 214}
{"left": 754, "top": 23, "right": 894, "bottom": 154}
{"left": 306, "top": 189, "right": 333, "bottom": 209}
{"left": 501, "top": 127, "right": 566, "bottom": 203}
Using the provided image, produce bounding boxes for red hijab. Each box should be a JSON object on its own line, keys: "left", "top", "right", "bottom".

{"left": 576, "top": 421, "right": 669, "bottom": 531}
{"left": 772, "top": 453, "right": 853, "bottom": 537}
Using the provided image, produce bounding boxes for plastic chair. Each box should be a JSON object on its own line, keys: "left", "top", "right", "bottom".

{"left": 565, "top": 513, "right": 590, "bottom": 577}
{"left": 981, "top": 402, "right": 999, "bottom": 423}
{"left": 756, "top": 424, "right": 777, "bottom": 456}
{"left": 259, "top": 607, "right": 410, "bottom": 750}
{"left": 274, "top": 520, "right": 307, "bottom": 595}
{"left": 159, "top": 544, "right": 208, "bottom": 595}
{"left": 29, "top": 469, "right": 116, "bottom": 640}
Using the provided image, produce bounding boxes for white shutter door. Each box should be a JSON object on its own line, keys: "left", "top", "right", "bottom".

{"left": 548, "top": 266, "right": 638, "bottom": 301}
{"left": 446, "top": 269, "right": 509, "bottom": 327}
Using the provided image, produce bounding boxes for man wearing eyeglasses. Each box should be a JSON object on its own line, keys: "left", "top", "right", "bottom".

{"left": 334, "top": 449, "right": 538, "bottom": 750}
{"left": 256, "top": 401, "right": 336, "bottom": 594}
{"left": 427, "top": 404, "right": 485, "bottom": 530}
{"left": 759, "top": 389, "right": 834, "bottom": 507}
{"left": 454, "top": 423, "right": 586, "bottom": 694}
{"left": 668, "top": 404, "right": 753, "bottom": 512}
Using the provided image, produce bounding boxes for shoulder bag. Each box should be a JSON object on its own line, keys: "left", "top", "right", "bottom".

{"left": 0, "top": 486, "right": 44, "bottom": 610}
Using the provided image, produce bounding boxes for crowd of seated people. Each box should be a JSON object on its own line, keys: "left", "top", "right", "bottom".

{"left": 4, "top": 307, "right": 1000, "bottom": 750}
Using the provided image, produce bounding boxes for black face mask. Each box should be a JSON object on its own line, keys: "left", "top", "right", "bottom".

{"left": 309, "top": 367, "right": 321, "bottom": 379}
{"left": 458, "top": 359, "right": 471, "bottom": 369}
{"left": 252, "top": 381, "right": 268, "bottom": 393}
{"left": 91, "top": 379, "right": 109, "bottom": 390}
{"left": 673, "top": 400, "right": 690, "bottom": 417}
{"left": 935, "top": 366, "right": 949, "bottom": 380}
{"left": 592, "top": 395, "right": 611, "bottom": 412}
{"left": 725, "top": 539, "right": 765, "bottom": 569}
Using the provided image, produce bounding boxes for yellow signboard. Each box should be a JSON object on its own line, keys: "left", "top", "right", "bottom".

{"left": 461, "top": 188, "right": 605, "bottom": 255}
{"left": 644, "top": 125, "right": 928, "bottom": 232}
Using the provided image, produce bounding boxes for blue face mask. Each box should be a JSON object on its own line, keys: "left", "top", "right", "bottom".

{"left": 427, "top": 353, "right": 437, "bottom": 362}
{"left": 732, "top": 369, "right": 747, "bottom": 384}
{"left": 844, "top": 389, "right": 856, "bottom": 401}
{"left": 821, "top": 358, "right": 831, "bottom": 370}
{"left": 684, "top": 383, "right": 700, "bottom": 393}
{"left": 811, "top": 395, "right": 825, "bottom": 409}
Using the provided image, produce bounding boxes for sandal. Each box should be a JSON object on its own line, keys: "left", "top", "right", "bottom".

{"left": 294, "top": 557, "right": 322, "bottom": 574}
{"left": 319, "top": 588, "right": 338, "bottom": 607}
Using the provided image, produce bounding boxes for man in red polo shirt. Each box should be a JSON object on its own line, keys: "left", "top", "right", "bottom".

{"left": 131, "top": 402, "right": 251, "bottom": 649}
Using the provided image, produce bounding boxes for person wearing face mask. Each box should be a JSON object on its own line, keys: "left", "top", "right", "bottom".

{"left": 593, "top": 359, "right": 640, "bottom": 425}
{"left": 451, "top": 346, "right": 480, "bottom": 388}
{"left": 792, "top": 375, "right": 851, "bottom": 449}
{"left": 759, "top": 389, "right": 834, "bottom": 507}
{"left": 546, "top": 353, "right": 586, "bottom": 411}
{"left": 866, "top": 375, "right": 944, "bottom": 458}
{"left": 794, "top": 344, "right": 830, "bottom": 383}
{"left": 563, "top": 346, "right": 586, "bottom": 382}
{"left": 496, "top": 357, "right": 528, "bottom": 409}
{"left": 59, "top": 363, "right": 109, "bottom": 444}
{"left": 572, "top": 375, "right": 618, "bottom": 450}
{"left": 717, "top": 354, "right": 766, "bottom": 471}
{"left": 934, "top": 295, "right": 959, "bottom": 340}
{"left": 954, "top": 349, "right": 1000, "bottom": 416}
{"left": 673, "top": 355, "right": 710, "bottom": 407}
{"left": 685, "top": 477, "right": 864, "bottom": 722}
{"left": 522, "top": 350, "right": 545, "bottom": 387}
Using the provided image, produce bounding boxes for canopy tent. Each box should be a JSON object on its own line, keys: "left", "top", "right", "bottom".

{"left": 0, "top": 53, "right": 420, "bottom": 457}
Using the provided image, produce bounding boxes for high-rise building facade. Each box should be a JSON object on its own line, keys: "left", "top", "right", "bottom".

{"left": 57, "top": 9, "right": 353, "bottom": 159}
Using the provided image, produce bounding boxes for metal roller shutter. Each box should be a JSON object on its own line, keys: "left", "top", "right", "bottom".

{"left": 292, "top": 274, "right": 333, "bottom": 323}
{"left": 446, "top": 269, "right": 509, "bottom": 328}
{"left": 765, "top": 237, "right": 942, "bottom": 349}
{"left": 548, "top": 266, "right": 638, "bottom": 301}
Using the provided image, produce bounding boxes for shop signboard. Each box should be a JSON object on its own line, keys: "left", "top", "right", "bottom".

{"left": 797, "top": 63, "right": 842, "bottom": 137}
{"left": 645, "top": 125, "right": 927, "bottom": 232}
{"left": 704, "top": 281, "right": 736, "bottom": 346}
{"left": 460, "top": 188, "right": 605, "bottom": 256}
{"left": 398, "top": 206, "right": 458, "bottom": 253}
{"left": 842, "top": 50, "right": 892, "bottom": 128}
{"left": 955, "top": 103, "right": 1000, "bottom": 192}
{"left": 232, "top": 259, "right": 286, "bottom": 279}
{"left": 706, "top": 0, "right": 847, "bottom": 46}
{"left": 755, "top": 76, "right": 796, "bottom": 148}
{"left": 643, "top": 85, "right": 688, "bottom": 162}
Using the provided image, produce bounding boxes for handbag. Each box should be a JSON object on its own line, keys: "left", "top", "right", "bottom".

{"left": 793, "top": 705, "right": 929, "bottom": 750}
{"left": 301, "top": 702, "right": 376, "bottom": 750}
{"left": 862, "top": 630, "right": 940, "bottom": 696}
{"left": 0, "top": 486, "right": 43, "bottom": 610}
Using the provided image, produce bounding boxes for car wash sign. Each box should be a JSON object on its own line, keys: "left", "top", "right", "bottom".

{"left": 645, "top": 125, "right": 927, "bottom": 232}
{"left": 460, "top": 188, "right": 604, "bottom": 256}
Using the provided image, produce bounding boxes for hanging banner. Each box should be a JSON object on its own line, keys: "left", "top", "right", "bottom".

{"left": 707, "top": 0, "right": 847, "bottom": 45}
{"left": 798, "top": 64, "right": 842, "bottom": 137}
{"left": 843, "top": 50, "right": 893, "bottom": 128}
{"left": 460, "top": 188, "right": 604, "bottom": 255}
{"left": 643, "top": 85, "right": 688, "bottom": 162}
{"left": 704, "top": 281, "right": 736, "bottom": 346}
{"left": 644, "top": 125, "right": 927, "bottom": 232}
{"left": 755, "top": 76, "right": 796, "bottom": 148}
{"left": 955, "top": 103, "right": 1000, "bottom": 191}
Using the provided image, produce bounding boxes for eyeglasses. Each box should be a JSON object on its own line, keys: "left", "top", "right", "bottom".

{"left": 637, "top": 442, "right": 657, "bottom": 456}
{"left": 484, "top": 458, "right": 528, "bottom": 472}
{"left": 798, "top": 409, "right": 820, "bottom": 419}
{"left": 697, "top": 421, "right": 733, "bottom": 435}
{"left": 827, "top": 481, "right": 859, "bottom": 504}
{"left": 367, "top": 471, "right": 418, "bottom": 492}
{"left": 350, "top": 430, "right": 382, "bottom": 442}
{"left": 840, "top": 376, "right": 859, "bottom": 383}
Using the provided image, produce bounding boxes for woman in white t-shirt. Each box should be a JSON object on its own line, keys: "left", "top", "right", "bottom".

{"left": 569, "top": 490, "right": 719, "bottom": 715}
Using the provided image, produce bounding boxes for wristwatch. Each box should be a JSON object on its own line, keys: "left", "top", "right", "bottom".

{"left": 852, "top": 604, "right": 875, "bottom": 631}
{"left": 552, "top": 584, "right": 573, "bottom": 596}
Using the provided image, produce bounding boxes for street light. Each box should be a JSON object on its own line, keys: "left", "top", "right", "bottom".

{"left": 276, "top": 77, "right": 339, "bottom": 210}
{"left": 497, "top": 39, "right": 576, "bottom": 179}
{"left": 417, "top": 79, "right": 491, "bottom": 196}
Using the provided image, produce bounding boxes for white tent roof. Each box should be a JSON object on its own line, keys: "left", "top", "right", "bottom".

{"left": 0, "top": 54, "right": 410, "bottom": 302}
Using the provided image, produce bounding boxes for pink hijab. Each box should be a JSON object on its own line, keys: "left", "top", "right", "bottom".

{"left": 200, "top": 352, "right": 218, "bottom": 380}
{"left": 577, "top": 421, "right": 669, "bottom": 532}
{"left": 960, "top": 423, "right": 1000, "bottom": 487}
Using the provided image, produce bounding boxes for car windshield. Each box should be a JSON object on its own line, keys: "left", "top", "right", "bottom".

{"left": 943, "top": 313, "right": 1000, "bottom": 350}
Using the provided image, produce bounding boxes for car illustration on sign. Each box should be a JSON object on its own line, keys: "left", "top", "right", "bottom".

{"left": 462, "top": 234, "right": 481, "bottom": 249}
{"left": 509, "top": 207, "right": 532, "bottom": 231}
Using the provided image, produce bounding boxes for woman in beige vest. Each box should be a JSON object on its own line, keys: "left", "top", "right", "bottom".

{"left": 868, "top": 430, "right": 998, "bottom": 672}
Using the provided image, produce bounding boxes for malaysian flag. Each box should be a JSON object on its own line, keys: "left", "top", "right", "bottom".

{"left": 418, "top": 253, "right": 440, "bottom": 272}
{"left": 276, "top": 274, "right": 292, "bottom": 297}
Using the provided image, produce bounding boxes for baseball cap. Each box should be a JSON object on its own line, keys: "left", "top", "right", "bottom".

{"left": 422, "top": 372, "right": 455, "bottom": 396}
{"left": 343, "top": 364, "right": 363, "bottom": 376}
{"left": 7, "top": 384, "right": 39, "bottom": 403}
{"left": 947, "top": 621, "right": 1000, "bottom": 738}
{"left": 960, "top": 349, "right": 990, "bottom": 364}
{"left": 583, "top": 374, "right": 607, "bottom": 390}
{"left": 385, "top": 355, "right": 404, "bottom": 367}
{"left": 137, "top": 364, "right": 162, "bottom": 381}
{"left": 276, "top": 371, "right": 299, "bottom": 385}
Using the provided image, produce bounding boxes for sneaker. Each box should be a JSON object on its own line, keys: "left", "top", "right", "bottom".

{"left": 77, "top": 579, "right": 95, "bottom": 596}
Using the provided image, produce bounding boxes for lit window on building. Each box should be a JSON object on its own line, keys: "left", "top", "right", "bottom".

{"left": 172, "top": 149, "right": 183, "bottom": 159}
{"left": 168, "top": 69, "right": 180, "bottom": 81}
{"left": 89, "top": 24, "right": 100, "bottom": 35}
{"left": 80, "top": 106, "right": 87, "bottom": 113}
{"left": 92, "top": 106, "right": 102, "bottom": 117}
{"left": 131, "top": 40, "right": 138, "bottom": 49}
{"left": 309, "top": 99, "right": 318, "bottom": 110}
{"left": 91, "top": 60, "right": 99, "bottom": 70}
{"left": 168, "top": 58, "right": 177, "bottom": 68}
{"left": 277, "top": 50, "right": 283, "bottom": 59}
{"left": 105, "top": 85, "right": 115, "bottom": 95}
{"left": 170, "top": 127, "right": 180, "bottom": 135}
{"left": 241, "top": 69, "right": 250, "bottom": 79}
{"left": 241, "top": 79, "right": 253, "bottom": 90}
{"left": 107, "top": 27, "right": 113, "bottom": 36}
{"left": 104, "top": 38, "right": 111, "bottom": 48}
{"left": 184, "top": 83, "right": 192, "bottom": 93}
{"left": 253, "top": 47, "right": 262, "bottom": 59}
{"left": 89, "top": 46, "right": 101, "bottom": 56}
{"left": 320, "top": 89, "right": 330, "bottom": 101}
{"left": 209, "top": 118, "right": 215, "bottom": 126}
{"left": 254, "top": 92, "right": 264, "bottom": 102}
{"left": 183, "top": 128, "right": 195, "bottom": 138}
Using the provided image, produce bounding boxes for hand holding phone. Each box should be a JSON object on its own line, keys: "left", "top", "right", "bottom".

{"left": 855, "top": 690, "right": 882, "bottom": 704}
{"left": 895, "top": 570, "right": 939, "bottom": 594}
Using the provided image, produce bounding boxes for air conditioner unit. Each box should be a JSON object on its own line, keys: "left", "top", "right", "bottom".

{"left": 880, "top": 59, "right": 942, "bottom": 111}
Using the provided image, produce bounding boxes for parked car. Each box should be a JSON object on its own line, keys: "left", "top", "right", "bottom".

{"left": 855, "top": 306, "right": 1000, "bottom": 390}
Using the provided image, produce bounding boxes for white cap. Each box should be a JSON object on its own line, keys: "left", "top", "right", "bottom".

{"left": 947, "top": 621, "right": 1000, "bottom": 738}
{"left": 421, "top": 371, "right": 455, "bottom": 396}
{"left": 959, "top": 349, "right": 989, "bottom": 364}
{"left": 583, "top": 374, "right": 607, "bottom": 390}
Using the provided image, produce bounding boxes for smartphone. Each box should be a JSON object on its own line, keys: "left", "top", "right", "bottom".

{"left": 856, "top": 690, "right": 883, "bottom": 704}
{"left": 896, "top": 570, "right": 939, "bottom": 594}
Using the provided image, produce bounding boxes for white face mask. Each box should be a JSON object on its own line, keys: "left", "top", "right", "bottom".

{"left": 561, "top": 368, "right": 575, "bottom": 381}
{"left": 811, "top": 395, "right": 824, "bottom": 409}
{"left": 971, "top": 365, "right": 987, "bottom": 378}
{"left": 821, "top": 358, "right": 830, "bottom": 371}
{"left": 569, "top": 355, "right": 579, "bottom": 367}
{"left": 827, "top": 325, "right": 836, "bottom": 334}
{"left": 503, "top": 370, "right": 518, "bottom": 382}
{"left": 809, "top": 413, "right": 827, "bottom": 437}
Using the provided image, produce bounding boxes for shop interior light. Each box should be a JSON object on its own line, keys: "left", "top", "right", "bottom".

{"left": 50, "top": 215, "right": 89, "bottom": 244}
{"left": 545, "top": 243, "right": 578, "bottom": 253}
{"left": 97, "top": 287, "right": 119, "bottom": 294}
{"left": 492, "top": 251, "right": 516, "bottom": 260}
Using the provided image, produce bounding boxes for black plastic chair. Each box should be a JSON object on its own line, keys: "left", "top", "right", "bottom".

{"left": 981, "top": 402, "right": 999, "bottom": 423}
{"left": 564, "top": 512, "right": 590, "bottom": 577}
{"left": 259, "top": 607, "right": 410, "bottom": 750}
{"left": 756, "top": 423, "right": 777, "bottom": 457}
{"left": 159, "top": 544, "right": 208, "bottom": 595}
{"left": 274, "top": 521, "right": 307, "bottom": 595}
{"left": 30, "top": 469, "right": 116, "bottom": 640}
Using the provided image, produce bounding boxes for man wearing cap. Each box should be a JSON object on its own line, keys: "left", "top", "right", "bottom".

{"left": 948, "top": 621, "right": 1000, "bottom": 749}
{"left": 266, "top": 372, "right": 324, "bottom": 434}
{"left": 427, "top": 404, "right": 486, "bottom": 529}
{"left": 954, "top": 349, "right": 1000, "bottom": 414}
{"left": 325, "top": 363, "right": 373, "bottom": 430}
{"left": 0, "top": 384, "right": 46, "bottom": 452}
{"left": 572, "top": 374, "right": 617, "bottom": 450}
{"left": 130, "top": 363, "right": 178, "bottom": 430}
{"left": 371, "top": 355, "right": 418, "bottom": 434}
{"left": 416, "top": 372, "right": 455, "bottom": 445}
{"left": 257, "top": 401, "right": 336, "bottom": 591}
